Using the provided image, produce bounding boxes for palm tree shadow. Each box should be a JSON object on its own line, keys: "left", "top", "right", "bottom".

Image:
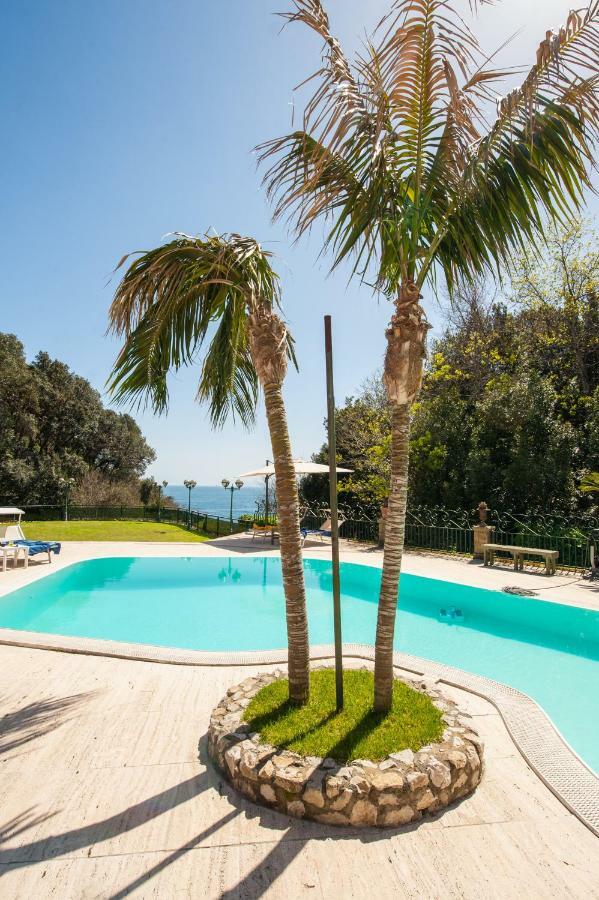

{"left": 0, "top": 691, "right": 95, "bottom": 757}
{"left": 246, "top": 699, "right": 337, "bottom": 750}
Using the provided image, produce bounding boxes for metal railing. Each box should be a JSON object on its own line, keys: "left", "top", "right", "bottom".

{"left": 13, "top": 502, "right": 599, "bottom": 570}
{"left": 17, "top": 504, "right": 247, "bottom": 538}
{"left": 296, "top": 501, "right": 597, "bottom": 572}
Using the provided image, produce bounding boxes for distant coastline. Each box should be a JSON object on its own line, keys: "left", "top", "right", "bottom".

{"left": 166, "top": 484, "right": 263, "bottom": 518}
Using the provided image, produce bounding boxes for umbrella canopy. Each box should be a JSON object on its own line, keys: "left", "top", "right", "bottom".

{"left": 238, "top": 459, "right": 352, "bottom": 478}
{"left": 0, "top": 508, "right": 25, "bottom": 517}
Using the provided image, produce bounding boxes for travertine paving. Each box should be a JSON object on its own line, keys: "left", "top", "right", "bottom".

{"left": 0, "top": 645, "right": 597, "bottom": 899}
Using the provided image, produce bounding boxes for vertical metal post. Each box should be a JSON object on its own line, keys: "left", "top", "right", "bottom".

{"left": 324, "top": 315, "right": 343, "bottom": 711}
{"left": 265, "top": 461, "right": 270, "bottom": 524}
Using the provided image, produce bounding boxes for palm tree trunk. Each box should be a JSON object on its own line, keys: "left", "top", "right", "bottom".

{"left": 262, "top": 381, "right": 310, "bottom": 703}
{"left": 248, "top": 303, "right": 310, "bottom": 704}
{"left": 374, "top": 403, "right": 410, "bottom": 711}
{"left": 374, "top": 281, "right": 430, "bottom": 712}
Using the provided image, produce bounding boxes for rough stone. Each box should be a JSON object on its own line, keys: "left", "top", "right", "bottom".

{"left": 325, "top": 776, "right": 348, "bottom": 799}
{"left": 224, "top": 744, "right": 242, "bottom": 778}
{"left": 389, "top": 749, "right": 414, "bottom": 766}
{"left": 369, "top": 770, "right": 405, "bottom": 793}
{"left": 378, "top": 805, "right": 415, "bottom": 826}
{"left": 313, "top": 811, "right": 350, "bottom": 826}
{"left": 287, "top": 800, "right": 306, "bottom": 819}
{"left": 208, "top": 671, "right": 483, "bottom": 829}
{"left": 378, "top": 792, "right": 401, "bottom": 808}
{"left": 303, "top": 784, "right": 326, "bottom": 809}
{"left": 260, "top": 783, "right": 276, "bottom": 803}
{"left": 427, "top": 762, "right": 451, "bottom": 789}
{"left": 330, "top": 789, "right": 353, "bottom": 812}
{"left": 407, "top": 771, "right": 429, "bottom": 791}
{"left": 274, "top": 767, "right": 308, "bottom": 793}
{"left": 350, "top": 799, "right": 377, "bottom": 826}
{"left": 416, "top": 790, "right": 436, "bottom": 810}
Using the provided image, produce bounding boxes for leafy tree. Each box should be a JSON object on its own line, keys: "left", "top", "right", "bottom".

{"left": 108, "top": 232, "right": 310, "bottom": 703}
{"left": 465, "top": 375, "right": 576, "bottom": 510}
{"left": 260, "top": 0, "right": 599, "bottom": 710}
{"left": 303, "top": 376, "right": 391, "bottom": 507}
{"left": 0, "top": 333, "right": 155, "bottom": 504}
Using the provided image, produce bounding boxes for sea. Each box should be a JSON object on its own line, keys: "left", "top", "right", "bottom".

{"left": 166, "top": 484, "right": 264, "bottom": 519}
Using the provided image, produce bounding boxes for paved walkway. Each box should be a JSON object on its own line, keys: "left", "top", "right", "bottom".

{"left": 1, "top": 644, "right": 598, "bottom": 899}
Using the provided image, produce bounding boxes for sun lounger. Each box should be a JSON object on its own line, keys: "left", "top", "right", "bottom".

{"left": 0, "top": 537, "right": 61, "bottom": 564}
{"left": 15, "top": 539, "right": 61, "bottom": 563}
{"left": 301, "top": 514, "right": 345, "bottom": 546}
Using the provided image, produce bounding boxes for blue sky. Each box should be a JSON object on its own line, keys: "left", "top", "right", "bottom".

{"left": 1, "top": 0, "right": 595, "bottom": 484}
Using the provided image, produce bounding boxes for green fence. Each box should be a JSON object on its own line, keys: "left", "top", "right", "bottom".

{"left": 20, "top": 505, "right": 248, "bottom": 538}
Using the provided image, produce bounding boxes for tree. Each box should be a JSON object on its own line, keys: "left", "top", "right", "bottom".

{"left": 108, "top": 232, "right": 310, "bottom": 703}
{"left": 0, "top": 333, "right": 155, "bottom": 504}
{"left": 260, "top": 0, "right": 599, "bottom": 710}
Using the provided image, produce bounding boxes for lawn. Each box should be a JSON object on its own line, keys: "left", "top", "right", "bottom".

{"left": 22, "top": 520, "right": 210, "bottom": 542}
{"left": 245, "top": 669, "right": 444, "bottom": 763}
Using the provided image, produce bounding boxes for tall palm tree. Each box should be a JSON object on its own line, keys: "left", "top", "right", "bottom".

{"left": 259, "top": 0, "right": 599, "bottom": 710}
{"left": 108, "top": 233, "right": 310, "bottom": 703}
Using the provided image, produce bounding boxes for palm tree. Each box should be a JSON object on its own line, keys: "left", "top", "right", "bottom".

{"left": 108, "top": 233, "right": 310, "bottom": 703}
{"left": 259, "top": 0, "right": 599, "bottom": 710}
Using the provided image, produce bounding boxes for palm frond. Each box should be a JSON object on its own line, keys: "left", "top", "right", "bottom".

{"left": 262, "top": 1, "right": 598, "bottom": 298}
{"left": 108, "top": 233, "right": 283, "bottom": 427}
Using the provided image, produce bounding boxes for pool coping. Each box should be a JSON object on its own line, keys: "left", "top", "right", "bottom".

{"left": 0, "top": 627, "right": 597, "bottom": 838}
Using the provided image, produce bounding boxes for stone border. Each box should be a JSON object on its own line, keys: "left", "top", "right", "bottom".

{"left": 207, "top": 668, "right": 483, "bottom": 827}
{"left": 0, "top": 628, "right": 597, "bottom": 837}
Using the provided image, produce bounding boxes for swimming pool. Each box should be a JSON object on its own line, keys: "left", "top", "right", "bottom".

{"left": 1, "top": 556, "right": 598, "bottom": 772}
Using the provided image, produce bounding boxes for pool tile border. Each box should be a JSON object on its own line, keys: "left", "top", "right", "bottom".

{"left": 0, "top": 628, "right": 597, "bottom": 837}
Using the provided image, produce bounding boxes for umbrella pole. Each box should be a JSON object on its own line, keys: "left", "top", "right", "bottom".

{"left": 324, "top": 315, "right": 343, "bottom": 711}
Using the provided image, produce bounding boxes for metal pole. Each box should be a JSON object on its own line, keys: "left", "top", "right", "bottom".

{"left": 229, "top": 488, "right": 234, "bottom": 533}
{"left": 324, "top": 315, "right": 343, "bottom": 711}
{"left": 265, "top": 461, "right": 270, "bottom": 524}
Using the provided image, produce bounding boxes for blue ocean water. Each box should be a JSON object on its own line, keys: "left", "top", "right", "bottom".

{"left": 1, "top": 556, "right": 597, "bottom": 772}
{"left": 166, "top": 484, "right": 263, "bottom": 518}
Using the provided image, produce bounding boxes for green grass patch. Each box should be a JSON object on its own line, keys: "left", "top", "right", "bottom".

{"left": 245, "top": 669, "right": 444, "bottom": 763}
{"left": 22, "top": 520, "right": 210, "bottom": 543}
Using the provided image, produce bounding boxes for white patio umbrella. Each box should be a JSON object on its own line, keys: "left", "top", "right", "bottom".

{"left": 238, "top": 459, "right": 352, "bottom": 478}
{"left": 237, "top": 459, "right": 352, "bottom": 527}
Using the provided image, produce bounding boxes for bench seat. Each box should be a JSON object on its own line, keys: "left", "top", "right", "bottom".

{"left": 483, "top": 543, "right": 558, "bottom": 575}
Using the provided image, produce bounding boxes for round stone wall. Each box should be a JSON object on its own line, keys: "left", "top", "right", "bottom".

{"left": 207, "top": 669, "right": 484, "bottom": 828}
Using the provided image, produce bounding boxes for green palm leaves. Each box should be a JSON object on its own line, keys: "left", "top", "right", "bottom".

{"left": 260, "top": 0, "right": 599, "bottom": 294}
{"left": 108, "top": 233, "right": 293, "bottom": 427}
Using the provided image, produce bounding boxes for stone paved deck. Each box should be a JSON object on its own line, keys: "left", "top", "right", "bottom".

{"left": 0, "top": 645, "right": 598, "bottom": 899}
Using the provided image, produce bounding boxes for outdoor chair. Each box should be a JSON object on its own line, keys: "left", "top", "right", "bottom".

{"left": 300, "top": 513, "right": 345, "bottom": 546}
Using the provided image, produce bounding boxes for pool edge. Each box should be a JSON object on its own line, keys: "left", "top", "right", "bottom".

{"left": 0, "top": 628, "right": 597, "bottom": 839}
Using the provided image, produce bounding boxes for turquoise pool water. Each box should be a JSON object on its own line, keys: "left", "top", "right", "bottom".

{"left": 1, "top": 556, "right": 598, "bottom": 773}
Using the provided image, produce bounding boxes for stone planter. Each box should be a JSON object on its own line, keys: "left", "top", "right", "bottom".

{"left": 207, "top": 669, "right": 484, "bottom": 828}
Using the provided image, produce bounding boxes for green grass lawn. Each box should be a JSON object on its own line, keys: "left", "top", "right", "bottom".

{"left": 244, "top": 669, "right": 444, "bottom": 763}
{"left": 22, "top": 520, "right": 210, "bottom": 542}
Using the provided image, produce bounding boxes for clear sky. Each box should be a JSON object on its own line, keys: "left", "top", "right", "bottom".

{"left": 1, "top": 0, "right": 595, "bottom": 484}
